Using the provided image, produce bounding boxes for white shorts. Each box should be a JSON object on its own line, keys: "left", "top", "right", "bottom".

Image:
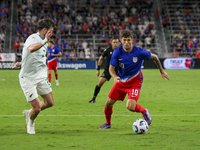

{"left": 19, "top": 77, "right": 52, "bottom": 102}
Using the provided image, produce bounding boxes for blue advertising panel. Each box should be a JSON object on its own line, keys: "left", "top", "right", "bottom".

{"left": 57, "top": 61, "right": 97, "bottom": 69}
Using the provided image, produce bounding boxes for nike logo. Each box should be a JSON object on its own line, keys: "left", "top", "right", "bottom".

{"left": 30, "top": 93, "right": 33, "bottom": 97}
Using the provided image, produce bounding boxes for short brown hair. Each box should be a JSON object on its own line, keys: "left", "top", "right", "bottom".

{"left": 49, "top": 39, "right": 55, "bottom": 45}
{"left": 37, "top": 18, "right": 55, "bottom": 31}
{"left": 121, "top": 30, "right": 134, "bottom": 39}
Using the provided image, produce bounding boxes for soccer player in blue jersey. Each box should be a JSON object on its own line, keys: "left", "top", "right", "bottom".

{"left": 99, "top": 30, "right": 170, "bottom": 129}
{"left": 47, "top": 40, "right": 62, "bottom": 86}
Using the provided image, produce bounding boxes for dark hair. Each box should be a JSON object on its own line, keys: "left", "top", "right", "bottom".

{"left": 37, "top": 18, "right": 55, "bottom": 31}
{"left": 49, "top": 39, "right": 55, "bottom": 45}
{"left": 111, "top": 36, "right": 119, "bottom": 42}
{"left": 121, "top": 30, "right": 134, "bottom": 39}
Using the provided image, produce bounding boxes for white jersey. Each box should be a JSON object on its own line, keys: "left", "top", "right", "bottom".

{"left": 19, "top": 32, "right": 48, "bottom": 79}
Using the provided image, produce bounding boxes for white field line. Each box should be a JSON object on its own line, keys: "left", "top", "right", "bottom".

{"left": 0, "top": 114, "right": 200, "bottom": 117}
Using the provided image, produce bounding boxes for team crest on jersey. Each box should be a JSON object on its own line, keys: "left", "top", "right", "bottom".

{"left": 52, "top": 49, "right": 55, "bottom": 52}
{"left": 133, "top": 57, "right": 137, "bottom": 63}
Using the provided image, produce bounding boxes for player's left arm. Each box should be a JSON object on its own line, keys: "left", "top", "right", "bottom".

{"left": 150, "top": 53, "right": 170, "bottom": 80}
{"left": 51, "top": 47, "right": 62, "bottom": 57}
{"left": 51, "top": 52, "right": 62, "bottom": 57}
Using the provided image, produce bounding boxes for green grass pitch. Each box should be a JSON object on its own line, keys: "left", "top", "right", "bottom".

{"left": 0, "top": 69, "right": 200, "bottom": 150}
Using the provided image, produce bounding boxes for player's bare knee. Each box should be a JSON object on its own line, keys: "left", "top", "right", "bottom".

{"left": 35, "top": 106, "right": 41, "bottom": 113}
{"left": 97, "top": 83, "right": 103, "bottom": 87}
{"left": 126, "top": 105, "right": 135, "bottom": 112}
{"left": 105, "top": 98, "right": 115, "bottom": 108}
{"left": 48, "top": 98, "right": 54, "bottom": 107}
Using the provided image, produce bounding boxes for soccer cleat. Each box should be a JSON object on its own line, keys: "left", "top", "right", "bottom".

{"left": 88, "top": 99, "right": 96, "bottom": 103}
{"left": 99, "top": 123, "right": 111, "bottom": 129}
{"left": 23, "top": 110, "right": 35, "bottom": 134}
{"left": 56, "top": 80, "right": 59, "bottom": 86}
{"left": 143, "top": 108, "right": 152, "bottom": 125}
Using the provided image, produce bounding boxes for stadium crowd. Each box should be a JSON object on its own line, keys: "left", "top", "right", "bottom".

{"left": 161, "top": 0, "right": 200, "bottom": 58}
{"left": 14, "top": 0, "right": 156, "bottom": 61}
{"left": 0, "top": 0, "right": 9, "bottom": 53}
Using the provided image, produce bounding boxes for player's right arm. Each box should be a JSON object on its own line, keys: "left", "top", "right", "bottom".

{"left": 12, "top": 61, "right": 22, "bottom": 69}
{"left": 96, "top": 55, "right": 104, "bottom": 76}
{"left": 27, "top": 30, "right": 53, "bottom": 53}
{"left": 109, "top": 47, "right": 120, "bottom": 83}
{"left": 109, "top": 65, "right": 120, "bottom": 83}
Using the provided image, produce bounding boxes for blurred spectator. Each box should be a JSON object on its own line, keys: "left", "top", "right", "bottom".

{"left": 15, "top": 22, "right": 21, "bottom": 32}
{"left": 14, "top": 37, "right": 20, "bottom": 52}
{"left": 84, "top": 45, "right": 91, "bottom": 60}
{"left": 0, "top": 46, "right": 2, "bottom": 53}
{"left": 145, "top": 35, "right": 151, "bottom": 47}
{"left": 192, "top": 36, "right": 198, "bottom": 49}
{"left": 151, "top": 49, "right": 158, "bottom": 55}
{"left": 83, "top": 22, "right": 88, "bottom": 32}
{"left": 69, "top": 49, "right": 76, "bottom": 61}
{"left": 137, "top": 40, "right": 143, "bottom": 48}
{"left": 187, "top": 40, "right": 193, "bottom": 49}
{"left": 162, "top": 18, "right": 168, "bottom": 29}
{"left": 77, "top": 41, "right": 82, "bottom": 49}
{"left": 56, "top": 38, "right": 62, "bottom": 48}
{"left": 76, "top": 14, "right": 83, "bottom": 24}
{"left": 79, "top": 50, "right": 84, "bottom": 61}
{"left": 63, "top": 39, "right": 69, "bottom": 49}
{"left": 91, "top": 48, "right": 96, "bottom": 60}
{"left": 82, "top": 40, "right": 88, "bottom": 49}
{"left": 101, "top": 30, "right": 107, "bottom": 43}
{"left": 19, "top": 36, "right": 25, "bottom": 50}
{"left": 138, "top": 22, "right": 145, "bottom": 35}
{"left": 177, "top": 40, "right": 182, "bottom": 52}
{"left": 146, "top": 45, "right": 151, "bottom": 52}
{"left": 72, "top": 23, "right": 78, "bottom": 35}
{"left": 1, "top": 10, "right": 7, "bottom": 20}
{"left": 65, "top": 51, "right": 69, "bottom": 61}
{"left": 0, "top": 30, "right": 5, "bottom": 43}
{"left": 195, "top": 49, "right": 200, "bottom": 58}
{"left": 181, "top": 45, "right": 187, "bottom": 55}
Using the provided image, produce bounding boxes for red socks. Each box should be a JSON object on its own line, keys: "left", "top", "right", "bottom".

{"left": 48, "top": 74, "right": 51, "bottom": 83}
{"left": 135, "top": 104, "right": 146, "bottom": 115}
{"left": 48, "top": 73, "right": 58, "bottom": 83}
{"left": 55, "top": 73, "right": 58, "bottom": 80}
{"left": 104, "top": 106, "right": 113, "bottom": 124}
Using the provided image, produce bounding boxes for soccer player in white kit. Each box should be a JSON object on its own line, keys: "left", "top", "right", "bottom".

{"left": 13, "top": 18, "right": 55, "bottom": 134}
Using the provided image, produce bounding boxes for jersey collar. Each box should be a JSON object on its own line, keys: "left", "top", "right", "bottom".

{"left": 37, "top": 32, "right": 44, "bottom": 40}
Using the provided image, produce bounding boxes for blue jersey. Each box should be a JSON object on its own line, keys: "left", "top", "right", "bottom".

{"left": 48, "top": 46, "right": 61, "bottom": 62}
{"left": 110, "top": 45, "right": 151, "bottom": 81}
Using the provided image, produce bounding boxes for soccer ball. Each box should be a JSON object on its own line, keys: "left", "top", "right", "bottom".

{"left": 133, "top": 119, "right": 149, "bottom": 134}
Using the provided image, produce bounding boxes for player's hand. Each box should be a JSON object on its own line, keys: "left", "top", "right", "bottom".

{"left": 114, "top": 76, "right": 120, "bottom": 84}
{"left": 161, "top": 70, "right": 170, "bottom": 80}
{"left": 96, "top": 70, "right": 100, "bottom": 76}
{"left": 45, "top": 30, "right": 53, "bottom": 40}
{"left": 51, "top": 53, "right": 56, "bottom": 56}
{"left": 12, "top": 61, "right": 22, "bottom": 69}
